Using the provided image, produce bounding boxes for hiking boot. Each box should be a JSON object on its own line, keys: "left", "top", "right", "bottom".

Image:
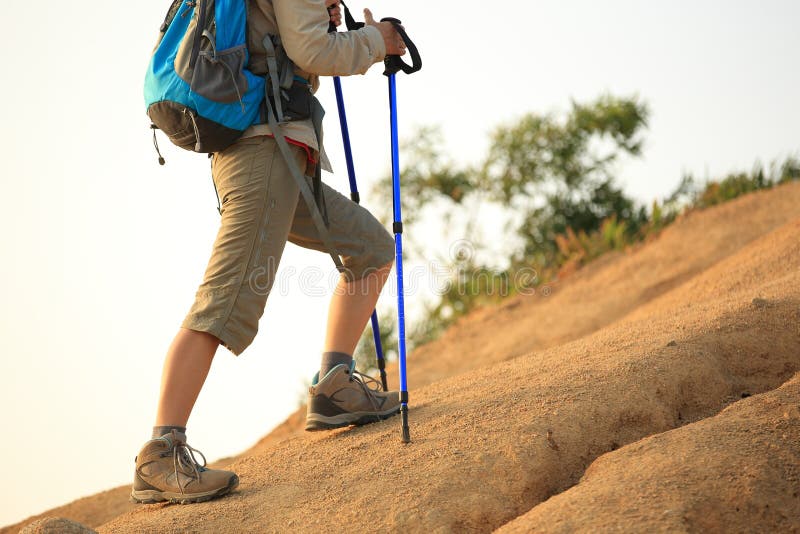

{"left": 305, "top": 362, "right": 401, "bottom": 431}
{"left": 130, "top": 430, "right": 239, "bottom": 504}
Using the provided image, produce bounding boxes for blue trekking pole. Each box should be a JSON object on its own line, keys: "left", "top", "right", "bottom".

{"left": 380, "top": 17, "right": 421, "bottom": 443}
{"left": 328, "top": 10, "right": 389, "bottom": 392}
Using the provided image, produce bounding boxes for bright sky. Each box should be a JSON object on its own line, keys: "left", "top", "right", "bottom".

{"left": 1, "top": 0, "right": 798, "bottom": 527}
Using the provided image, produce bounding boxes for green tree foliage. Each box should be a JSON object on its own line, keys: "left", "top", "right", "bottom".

{"left": 777, "top": 157, "right": 800, "bottom": 184}
{"left": 368, "top": 95, "right": 651, "bottom": 344}
{"left": 368, "top": 94, "right": 799, "bottom": 352}
{"left": 376, "top": 95, "right": 650, "bottom": 263}
{"left": 389, "top": 126, "right": 477, "bottom": 210}
{"left": 481, "top": 95, "right": 649, "bottom": 264}
{"left": 668, "top": 156, "right": 800, "bottom": 210}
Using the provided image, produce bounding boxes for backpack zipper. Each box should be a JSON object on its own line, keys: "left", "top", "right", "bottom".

{"left": 160, "top": 0, "right": 185, "bottom": 31}
{"left": 180, "top": 1, "right": 196, "bottom": 19}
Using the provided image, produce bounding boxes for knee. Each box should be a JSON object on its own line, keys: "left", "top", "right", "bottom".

{"left": 376, "top": 228, "right": 395, "bottom": 269}
{"left": 343, "top": 229, "right": 395, "bottom": 283}
{"left": 368, "top": 227, "right": 395, "bottom": 281}
{"left": 366, "top": 232, "right": 395, "bottom": 285}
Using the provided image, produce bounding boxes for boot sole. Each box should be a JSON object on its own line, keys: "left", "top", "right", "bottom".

{"left": 305, "top": 406, "right": 401, "bottom": 431}
{"left": 130, "top": 474, "right": 239, "bottom": 504}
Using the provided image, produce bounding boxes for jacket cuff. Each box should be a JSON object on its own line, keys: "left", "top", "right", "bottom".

{"left": 362, "top": 25, "right": 386, "bottom": 63}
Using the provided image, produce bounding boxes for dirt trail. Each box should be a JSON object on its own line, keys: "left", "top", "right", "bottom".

{"left": 404, "top": 182, "right": 800, "bottom": 388}
{"left": 3, "top": 182, "right": 798, "bottom": 533}
{"left": 496, "top": 374, "right": 800, "bottom": 533}
{"left": 241, "top": 181, "right": 800, "bottom": 459}
{"left": 95, "top": 216, "right": 800, "bottom": 532}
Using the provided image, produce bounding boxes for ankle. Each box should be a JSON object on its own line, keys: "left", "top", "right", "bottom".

{"left": 320, "top": 351, "right": 352, "bottom": 378}
{"left": 151, "top": 425, "right": 186, "bottom": 439}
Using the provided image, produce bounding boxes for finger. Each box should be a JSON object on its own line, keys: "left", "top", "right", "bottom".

{"left": 363, "top": 8, "right": 375, "bottom": 24}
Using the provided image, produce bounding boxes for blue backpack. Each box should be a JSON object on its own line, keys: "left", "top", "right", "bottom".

{"left": 144, "top": 0, "right": 265, "bottom": 158}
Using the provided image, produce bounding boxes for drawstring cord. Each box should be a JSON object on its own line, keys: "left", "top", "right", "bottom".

{"left": 210, "top": 154, "right": 221, "bottom": 215}
{"left": 151, "top": 122, "right": 220, "bottom": 216}
{"left": 200, "top": 29, "right": 246, "bottom": 113}
{"left": 219, "top": 59, "right": 246, "bottom": 113}
{"left": 185, "top": 108, "right": 203, "bottom": 152}
{"left": 150, "top": 124, "right": 165, "bottom": 165}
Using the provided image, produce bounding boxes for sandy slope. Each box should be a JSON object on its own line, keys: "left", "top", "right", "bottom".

{"left": 496, "top": 374, "right": 800, "bottom": 533}
{"left": 96, "top": 218, "right": 799, "bottom": 531}
{"left": 240, "top": 181, "right": 800, "bottom": 458}
{"left": 494, "top": 218, "right": 800, "bottom": 533}
{"left": 3, "top": 181, "right": 799, "bottom": 533}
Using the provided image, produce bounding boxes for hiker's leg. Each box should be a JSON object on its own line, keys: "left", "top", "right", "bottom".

{"left": 136, "top": 332, "right": 238, "bottom": 504}
{"left": 324, "top": 261, "right": 392, "bottom": 354}
{"left": 135, "top": 136, "right": 307, "bottom": 504}
{"left": 155, "top": 136, "right": 304, "bottom": 430}
{"left": 288, "top": 180, "right": 395, "bottom": 356}
{"left": 154, "top": 328, "right": 219, "bottom": 427}
{"left": 181, "top": 136, "right": 305, "bottom": 357}
{"left": 291, "top": 180, "right": 399, "bottom": 430}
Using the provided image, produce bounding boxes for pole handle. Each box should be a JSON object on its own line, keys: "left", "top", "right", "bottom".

{"left": 380, "top": 17, "right": 422, "bottom": 76}
{"left": 329, "top": 4, "right": 421, "bottom": 75}
{"left": 328, "top": 0, "right": 364, "bottom": 33}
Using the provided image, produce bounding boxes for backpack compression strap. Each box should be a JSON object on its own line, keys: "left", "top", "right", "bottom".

{"left": 262, "top": 36, "right": 286, "bottom": 123}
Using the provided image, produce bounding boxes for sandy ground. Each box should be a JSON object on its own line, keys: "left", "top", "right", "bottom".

{"left": 495, "top": 374, "right": 800, "bottom": 533}
{"left": 3, "top": 181, "right": 799, "bottom": 533}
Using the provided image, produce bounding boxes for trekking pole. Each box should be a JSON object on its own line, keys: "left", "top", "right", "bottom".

{"left": 381, "top": 17, "right": 421, "bottom": 443}
{"left": 328, "top": 10, "right": 389, "bottom": 392}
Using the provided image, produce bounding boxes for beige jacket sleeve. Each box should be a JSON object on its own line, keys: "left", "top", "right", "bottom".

{"left": 271, "top": 0, "right": 386, "bottom": 76}
{"left": 243, "top": 0, "right": 383, "bottom": 169}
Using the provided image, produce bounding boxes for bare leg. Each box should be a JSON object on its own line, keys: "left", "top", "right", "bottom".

{"left": 324, "top": 262, "right": 393, "bottom": 354}
{"left": 154, "top": 328, "right": 220, "bottom": 427}
{"left": 154, "top": 260, "right": 391, "bottom": 426}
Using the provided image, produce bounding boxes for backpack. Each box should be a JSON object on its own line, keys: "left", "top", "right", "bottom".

{"left": 144, "top": 0, "right": 346, "bottom": 273}
{"left": 144, "top": 0, "right": 266, "bottom": 156}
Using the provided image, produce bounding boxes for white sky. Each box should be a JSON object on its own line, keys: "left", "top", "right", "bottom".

{"left": 1, "top": 0, "right": 798, "bottom": 527}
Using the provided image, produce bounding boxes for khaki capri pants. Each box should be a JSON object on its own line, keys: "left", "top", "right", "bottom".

{"left": 181, "top": 135, "right": 395, "bottom": 355}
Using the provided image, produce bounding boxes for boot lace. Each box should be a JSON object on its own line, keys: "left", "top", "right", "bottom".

{"left": 347, "top": 362, "right": 385, "bottom": 414}
{"left": 170, "top": 437, "right": 208, "bottom": 494}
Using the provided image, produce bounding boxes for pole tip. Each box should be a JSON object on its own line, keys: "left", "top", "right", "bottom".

{"left": 400, "top": 404, "right": 410, "bottom": 443}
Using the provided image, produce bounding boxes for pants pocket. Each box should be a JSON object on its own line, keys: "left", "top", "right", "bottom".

{"left": 213, "top": 136, "right": 276, "bottom": 192}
